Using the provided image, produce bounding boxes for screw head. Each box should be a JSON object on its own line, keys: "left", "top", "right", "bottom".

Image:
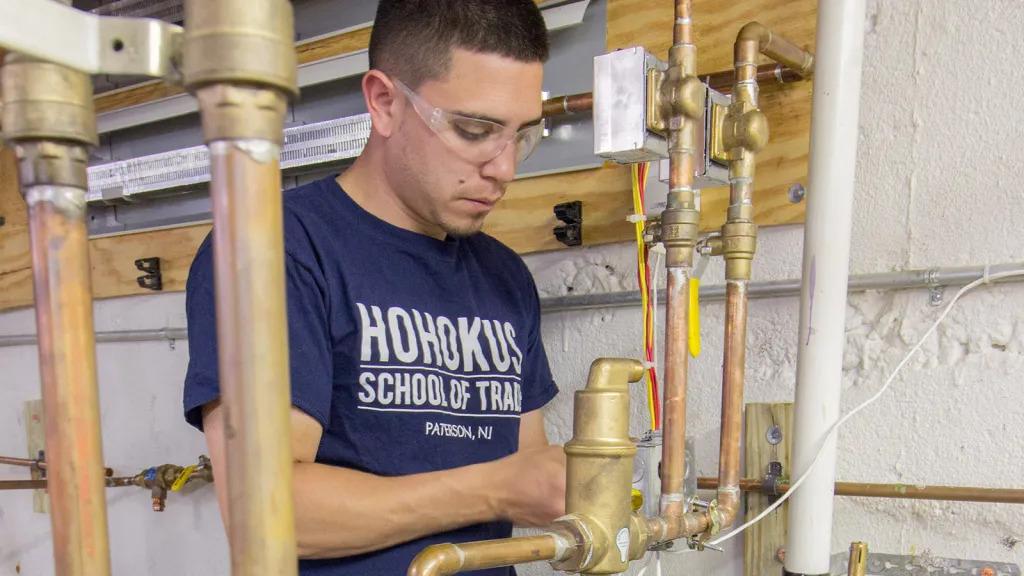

{"left": 788, "top": 183, "right": 806, "bottom": 203}
{"left": 766, "top": 424, "right": 783, "bottom": 445}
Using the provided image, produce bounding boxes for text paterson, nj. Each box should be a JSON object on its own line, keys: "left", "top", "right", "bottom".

{"left": 355, "top": 304, "right": 525, "bottom": 426}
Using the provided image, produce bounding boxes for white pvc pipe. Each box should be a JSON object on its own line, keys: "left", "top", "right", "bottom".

{"left": 785, "top": 1, "right": 867, "bottom": 574}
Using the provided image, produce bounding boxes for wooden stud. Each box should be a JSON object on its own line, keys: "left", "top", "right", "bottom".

{"left": 743, "top": 402, "right": 793, "bottom": 576}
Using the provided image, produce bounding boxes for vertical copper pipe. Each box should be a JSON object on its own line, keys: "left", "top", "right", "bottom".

{"left": 656, "top": 0, "right": 702, "bottom": 541}
{"left": 716, "top": 281, "right": 748, "bottom": 519}
{"left": 206, "top": 136, "right": 298, "bottom": 575}
{"left": 183, "top": 0, "right": 299, "bottom": 571}
{"left": 659, "top": 268, "right": 690, "bottom": 516}
{"left": 674, "top": 0, "right": 693, "bottom": 46}
{"left": 25, "top": 184, "right": 112, "bottom": 575}
{"left": 4, "top": 50, "right": 110, "bottom": 575}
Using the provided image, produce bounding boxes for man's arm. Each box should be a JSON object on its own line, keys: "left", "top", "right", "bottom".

{"left": 518, "top": 408, "right": 551, "bottom": 451}
{"left": 202, "top": 402, "right": 565, "bottom": 560}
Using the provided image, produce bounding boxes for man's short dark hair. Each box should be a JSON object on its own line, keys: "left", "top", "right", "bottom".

{"left": 369, "top": 0, "right": 550, "bottom": 88}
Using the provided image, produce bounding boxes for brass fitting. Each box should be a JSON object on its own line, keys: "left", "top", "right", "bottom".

{"left": 1, "top": 54, "right": 97, "bottom": 191}
{"left": 660, "top": 205, "right": 700, "bottom": 268}
{"left": 721, "top": 221, "right": 757, "bottom": 280}
{"left": 183, "top": 0, "right": 297, "bottom": 143}
{"left": 554, "top": 359, "right": 645, "bottom": 574}
{"left": 1, "top": 54, "right": 97, "bottom": 146}
{"left": 721, "top": 101, "right": 769, "bottom": 158}
{"left": 848, "top": 542, "right": 869, "bottom": 576}
{"left": 182, "top": 0, "right": 298, "bottom": 97}
{"left": 194, "top": 84, "right": 290, "bottom": 143}
{"left": 660, "top": 67, "right": 705, "bottom": 123}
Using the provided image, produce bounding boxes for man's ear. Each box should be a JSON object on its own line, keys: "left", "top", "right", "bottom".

{"left": 362, "top": 70, "right": 402, "bottom": 138}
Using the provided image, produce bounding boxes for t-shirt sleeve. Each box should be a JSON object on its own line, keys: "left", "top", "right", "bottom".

{"left": 182, "top": 236, "right": 334, "bottom": 431}
{"left": 519, "top": 274, "right": 558, "bottom": 414}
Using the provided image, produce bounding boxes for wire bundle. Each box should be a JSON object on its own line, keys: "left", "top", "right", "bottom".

{"left": 631, "top": 162, "right": 660, "bottom": 430}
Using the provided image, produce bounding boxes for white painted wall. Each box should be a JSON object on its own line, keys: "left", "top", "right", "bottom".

{"left": 1, "top": 0, "right": 1022, "bottom": 573}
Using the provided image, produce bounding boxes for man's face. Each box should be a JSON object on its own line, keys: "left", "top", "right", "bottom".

{"left": 384, "top": 49, "right": 544, "bottom": 238}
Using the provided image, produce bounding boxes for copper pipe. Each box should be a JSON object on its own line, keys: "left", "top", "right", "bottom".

{"left": 659, "top": 268, "right": 691, "bottom": 519}
{"left": 715, "top": 281, "right": 748, "bottom": 524}
{"left": 674, "top": 0, "right": 693, "bottom": 46}
{"left": 652, "top": 0, "right": 704, "bottom": 545}
{"left": 704, "top": 64, "right": 803, "bottom": 93}
{"left": 737, "top": 22, "right": 815, "bottom": 78}
{"left": 183, "top": 0, "right": 299, "bottom": 571}
{"left": 696, "top": 478, "right": 1024, "bottom": 504}
{"left": 0, "top": 455, "right": 113, "bottom": 477}
{"left": 3, "top": 49, "right": 112, "bottom": 574}
{"left": 0, "top": 477, "right": 146, "bottom": 490}
{"left": 539, "top": 64, "right": 802, "bottom": 121}
{"left": 26, "top": 187, "right": 112, "bottom": 575}
{"left": 407, "top": 533, "right": 572, "bottom": 576}
{"left": 541, "top": 92, "right": 592, "bottom": 118}
{"left": 204, "top": 133, "right": 298, "bottom": 573}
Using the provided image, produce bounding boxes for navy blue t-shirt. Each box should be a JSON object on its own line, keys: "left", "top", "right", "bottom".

{"left": 183, "top": 175, "right": 558, "bottom": 575}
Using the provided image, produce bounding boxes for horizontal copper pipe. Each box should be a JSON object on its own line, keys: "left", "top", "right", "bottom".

{"left": 0, "top": 477, "right": 140, "bottom": 491}
{"left": 540, "top": 64, "right": 803, "bottom": 119}
{"left": 0, "top": 480, "right": 49, "bottom": 490}
{"left": 696, "top": 478, "right": 1024, "bottom": 504}
{"left": 0, "top": 455, "right": 113, "bottom": 477}
{"left": 541, "top": 92, "right": 592, "bottom": 118}
{"left": 703, "top": 63, "right": 802, "bottom": 92}
{"left": 407, "top": 533, "right": 569, "bottom": 576}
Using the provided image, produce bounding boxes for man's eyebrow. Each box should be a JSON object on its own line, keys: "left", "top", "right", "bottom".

{"left": 451, "top": 111, "right": 544, "bottom": 131}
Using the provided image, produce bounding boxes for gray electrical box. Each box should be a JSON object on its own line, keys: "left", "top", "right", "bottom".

{"left": 593, "top": 47, "right": 668, "bottom": 163}
{"left": 594, "top": 46, "right": 730, "bottom": 190}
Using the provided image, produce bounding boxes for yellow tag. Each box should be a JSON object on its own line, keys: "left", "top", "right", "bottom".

{"left": 631, "top": 488, "right": 644, "bottom": 512}
{"left": 170, "top": 465, "right": 196, "bottom": 492}
{"left": 688, "top": 277, "right": 701, "bottom": 357}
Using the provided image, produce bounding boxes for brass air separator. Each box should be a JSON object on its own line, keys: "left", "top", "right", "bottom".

{"left": 552, "top": 359, "right": 647, "bottom": 574}
{"left": 1, "top": 53, "right": 111, "bottom": 576}
{"left": 182, "top": 1, "right": 299, "bottom": 574}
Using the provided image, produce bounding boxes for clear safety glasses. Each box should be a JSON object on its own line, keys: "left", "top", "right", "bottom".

{"left": 392, "top": 78, "right": 544, "bottom": 165}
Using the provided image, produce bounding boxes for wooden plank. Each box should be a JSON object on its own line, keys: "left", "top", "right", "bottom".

{"left": 743, "top": 403, "right": 793, "bottom": 576}
{"left": 24, "top": 399, "right": 48, "bottom": 514}
{"left": 0, "top": 221, "right": 211, "bottom": 310}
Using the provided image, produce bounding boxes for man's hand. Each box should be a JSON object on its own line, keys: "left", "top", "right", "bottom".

{"left": 488, "top": 444, "right": 566, "bottom": 527}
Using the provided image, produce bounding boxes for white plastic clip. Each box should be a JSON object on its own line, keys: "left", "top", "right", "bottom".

{"left": 982, "top": 264, "right": 992, "bottom": 285}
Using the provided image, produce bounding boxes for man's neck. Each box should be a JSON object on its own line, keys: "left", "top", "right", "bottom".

{"left": 337, "top": 148, "right": 447, "bottom": 240}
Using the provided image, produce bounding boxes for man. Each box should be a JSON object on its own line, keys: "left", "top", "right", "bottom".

{"left": 182, "top": 0, "right": 566, "bottom": 574}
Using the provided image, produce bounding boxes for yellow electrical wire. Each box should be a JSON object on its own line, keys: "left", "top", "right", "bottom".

{"left": 631, "top": 164, "right": 656, "bottom": 430}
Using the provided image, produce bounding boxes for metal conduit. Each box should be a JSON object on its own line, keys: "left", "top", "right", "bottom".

{"left": 0, "top": 263, "right": 1020, "bottom": 348}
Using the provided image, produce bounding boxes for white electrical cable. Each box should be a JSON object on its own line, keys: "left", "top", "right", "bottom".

{"left": 706, "top": 269, "right": 1024, "bottom": 547}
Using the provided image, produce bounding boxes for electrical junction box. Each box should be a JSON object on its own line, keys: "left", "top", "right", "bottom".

{"left": 593, "top": 46, "right": 668, "bottom": 163}
{"left": 632, "top": 432, "right": 697, "bottom": 519}
{"left": 593, "top": 47, "right": 732, "bottom": 216}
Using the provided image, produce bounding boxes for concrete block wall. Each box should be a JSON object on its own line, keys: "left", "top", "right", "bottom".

{"left": 1, "top": 0, "right": 1022, "bottom": 573}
